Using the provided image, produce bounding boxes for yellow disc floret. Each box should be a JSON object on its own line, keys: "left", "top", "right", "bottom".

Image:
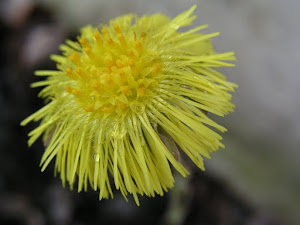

{"left": 63, "top": 24, "right": 162, "bottom": 115}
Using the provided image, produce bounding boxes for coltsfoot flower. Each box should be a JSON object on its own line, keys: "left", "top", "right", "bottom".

{"left": 21, "top": 5, "right": 237, "bottom": 205}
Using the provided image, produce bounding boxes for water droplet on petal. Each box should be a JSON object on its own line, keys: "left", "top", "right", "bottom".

{"left": 93, "top": 153, "right": 100, "bottom": 162}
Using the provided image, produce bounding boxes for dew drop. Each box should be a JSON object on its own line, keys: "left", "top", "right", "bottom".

{"left": 141, "top": 138, "right": 145, "bottom": 146}
{"left": 93, "top": 153, "right": 100, "bottom": 162}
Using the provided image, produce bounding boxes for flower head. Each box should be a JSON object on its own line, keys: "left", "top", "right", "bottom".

{"left": 21, "top": 5, "right": 237, "bottom": 205}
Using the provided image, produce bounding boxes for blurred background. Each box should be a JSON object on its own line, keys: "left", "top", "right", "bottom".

{"left": 0, "top": 0, "right": 299, "bottom": 224}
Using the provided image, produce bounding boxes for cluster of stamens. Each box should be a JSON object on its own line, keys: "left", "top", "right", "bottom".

{"left": 64, "top": 25, "right": 161, "bottom": 115}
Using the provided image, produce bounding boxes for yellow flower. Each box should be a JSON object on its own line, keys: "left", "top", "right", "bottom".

{"left": 21, "top": 5, "right": 237, "bottom": 205}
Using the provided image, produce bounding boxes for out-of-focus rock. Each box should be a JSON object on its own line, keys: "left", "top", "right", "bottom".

{"left": 47, "top": 183, "right": 73, "bottom": 225}
{"left": 19, "top": 25, "right": 66, "bottom": 67}
{"left": 0, "top": 0, "right": 34, "bottom": 27}
{"left": 0, "top": 193, "right": 45, "bottom": 225}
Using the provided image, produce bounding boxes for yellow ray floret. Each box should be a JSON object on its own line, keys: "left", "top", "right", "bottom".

{"left": 21, "top": 5, "right": 237, "bottom": 205}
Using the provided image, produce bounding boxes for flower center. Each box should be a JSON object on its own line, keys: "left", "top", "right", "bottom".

{"left": 64, "top": 25, "right": 162, "bottom": 115}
